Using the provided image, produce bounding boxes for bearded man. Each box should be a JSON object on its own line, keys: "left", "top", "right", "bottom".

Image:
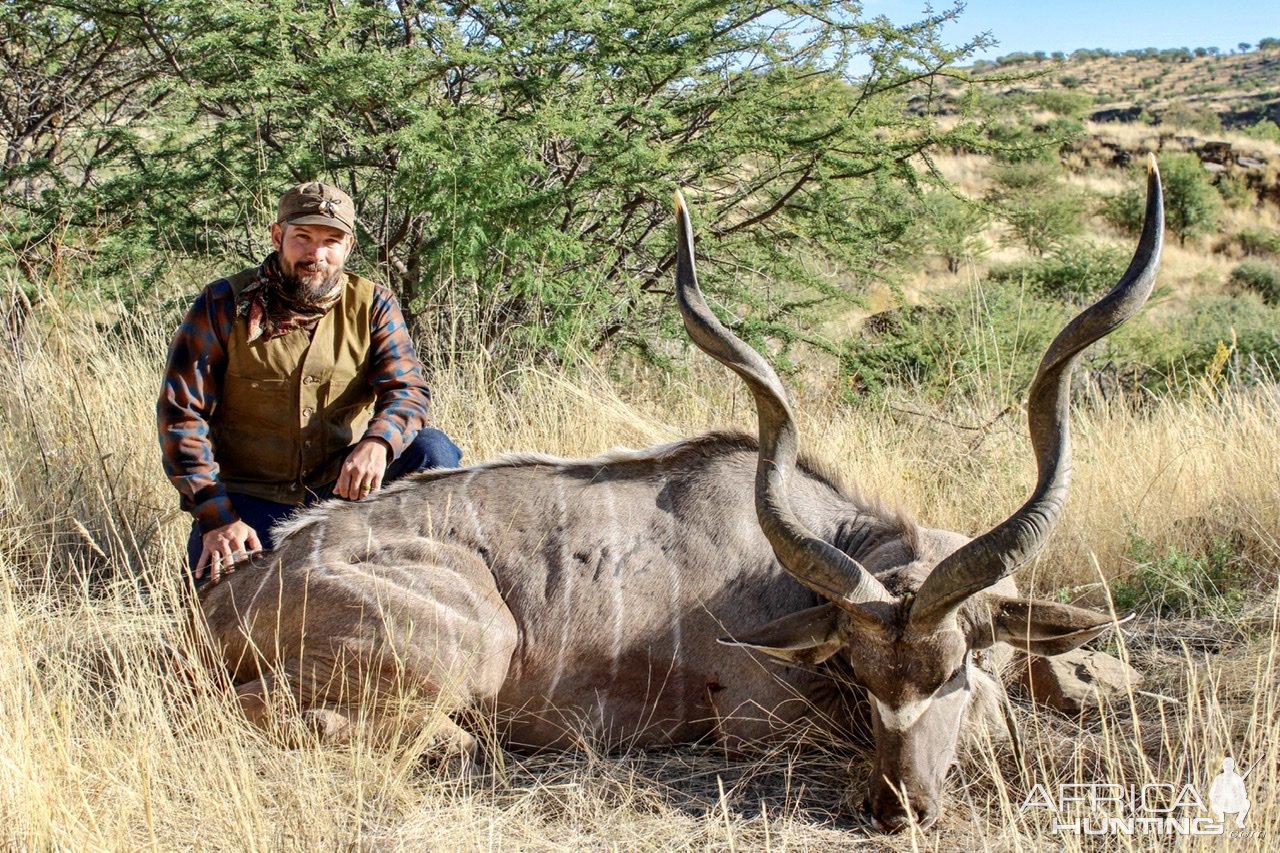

{"left": 158, "top": 182, "right": 461, "bottom": 584}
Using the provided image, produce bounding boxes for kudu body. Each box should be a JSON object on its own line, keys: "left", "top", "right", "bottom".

{"left": 197, "top": 161, "right": 1163, "bottom": 832}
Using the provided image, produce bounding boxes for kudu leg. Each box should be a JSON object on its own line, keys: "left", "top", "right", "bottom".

{"left": 233, "top": 654, "right": 481, "bottom": 771}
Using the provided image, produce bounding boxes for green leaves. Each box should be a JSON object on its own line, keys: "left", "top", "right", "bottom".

{"left": 4, "top": 0, "right": 995, "bottom": 369}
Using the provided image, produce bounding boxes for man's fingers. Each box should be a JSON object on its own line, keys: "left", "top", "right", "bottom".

{"left": 338, "top": 469, "right": 358, "bottom": 499}
{"left": 195, "top": 545, "right": 212, "bottom": 577}
{"left": 247, "top": 530, "right": 264, "bottom": 552}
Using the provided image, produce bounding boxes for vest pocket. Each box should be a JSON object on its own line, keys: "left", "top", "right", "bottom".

{"left": 322, "top": 365, "right": 374, "bottom": 455}
{"left": 214, "top": 374, "right": 298, "bottom": 485}
{"left": 221, "top": 375, "right": 293, "bottom": 433}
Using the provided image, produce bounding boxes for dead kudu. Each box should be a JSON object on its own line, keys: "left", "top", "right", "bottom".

{"left": 197, "top": 160, "right": 1163, "bottom": 832}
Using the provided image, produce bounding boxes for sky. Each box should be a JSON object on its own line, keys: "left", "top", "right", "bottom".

{"left": 867, "top": 0, "right": 1278, "bottom": 61}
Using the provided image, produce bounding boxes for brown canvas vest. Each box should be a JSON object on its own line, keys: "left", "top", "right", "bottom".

{"left": 212, "top": 268, "right": 376, "bottom": 505}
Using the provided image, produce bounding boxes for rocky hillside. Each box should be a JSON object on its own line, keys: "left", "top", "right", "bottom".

{"left": 951, "top": 49, "right": 1280, "bottom": 202}
{"left": 983, "top": 49, "right": 1280, "bottom": 128}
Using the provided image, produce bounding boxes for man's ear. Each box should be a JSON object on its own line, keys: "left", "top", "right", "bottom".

{"left": 271, "top": 221, "right": 283, "bottom": 251}
{"left": 970, "top": 595, "right": 1129, "bottom": 657}
{"left": 718, "top": 603, "right": 844, "bottom": 665}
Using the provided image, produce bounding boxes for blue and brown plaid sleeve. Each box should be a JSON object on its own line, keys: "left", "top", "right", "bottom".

{"left": 363, "top": 285, "right": 432, "bottom": 457}
{"left": 156, "top": 278, "right": 238, "bottom": 533}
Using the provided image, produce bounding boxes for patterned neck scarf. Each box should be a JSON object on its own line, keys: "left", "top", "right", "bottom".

{"left": 237, "top": 251, "right": 345, "bottom": 343}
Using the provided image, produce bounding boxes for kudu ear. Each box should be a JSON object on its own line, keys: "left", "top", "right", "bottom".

{"left": 969, "top": 596, "right": 1129, "bottom": 657}
{"left": 718, "top": 602, "right": 845, "bottom": 665}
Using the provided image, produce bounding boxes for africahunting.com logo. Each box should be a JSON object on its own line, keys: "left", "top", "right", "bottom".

{"left": 1019, "top": 757, "right": 1263, "bottom": 839}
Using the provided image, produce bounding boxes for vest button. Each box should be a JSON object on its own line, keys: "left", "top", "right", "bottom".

{"left": 302, "top": 406, "right": 314, "bottom": 418}
{"left": 304, "top": 375, "right": 316, "bottom": 385}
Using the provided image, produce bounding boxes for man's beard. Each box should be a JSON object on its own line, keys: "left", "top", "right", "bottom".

{"left": 280, "top": 257, "right": 345, "bottom": 303}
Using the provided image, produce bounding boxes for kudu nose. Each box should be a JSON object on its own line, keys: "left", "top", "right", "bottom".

{"left": 863, "top": 795, "right": 938, "bottom": 834}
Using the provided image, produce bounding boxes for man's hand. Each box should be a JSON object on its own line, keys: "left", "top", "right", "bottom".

{"left": 335, "top": 438, "right": 391, "bottom": 500}
{"left": 197, "top": 520, "right": 263, "bottom": 584}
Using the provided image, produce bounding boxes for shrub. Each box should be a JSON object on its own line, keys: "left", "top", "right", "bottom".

{"left": 843, "top": 280, "right": 1280, "bottom": 403}
{"left": 986, "top": 161, "right": 1087, "bottom": 254}
{"left": 1117, "top": 291, "right": 1280, "bottom": 393}
{"left": 1242, "top": 119, "right": 1280, "bottom": 142}
{"left": 1003, "top": 194, "right": 1085, "bottom": 253}
{"left": 990, "top": 241, "right": 1129, "bottom": 305}
{"left": 1158, "top": 153, "right": 1222, "bottom": 245}
{"left": 1216, "top": 174, "right": 1254, "bottom": 209}
{"left": 841, "top": 280, "right": 1070, "bottom": 401}
{"left": 1236, "top": 226, "right": 1280, "bottom": 257}
{"left": 1099, "top": 188, "right": 1145, "bottom": 235}
{"left": 983, "top": 122, "right": 1064, "bottom": 163}
{"left": 997, "top": 188, "right": 1088, "bottom": 255}
{"left": 1228, "top": 259, "right": 1280, "bottom": 304}
{"left": 990, "top": 160, "right": 1064, "bottom": 192}
{"left": 1161, "top": 103, "right": 1222, "bottom": 133}
{"left": 1111, "top": 533, "right": 1248, "bottom": 619}
{"left": 1029, "top": 89, "right": 1093, "bottom": 118}
{"left": 919, "top": 192, "right": 991, "bottom": 273}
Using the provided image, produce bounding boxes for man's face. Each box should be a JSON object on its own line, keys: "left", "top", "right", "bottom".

{"left": 270, "top": 222, "right": 355, "bottom": 300}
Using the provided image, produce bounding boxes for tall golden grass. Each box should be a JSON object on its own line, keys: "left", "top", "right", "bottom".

{"left": 2, "top": 297, "right": 1278, "bottom": 850}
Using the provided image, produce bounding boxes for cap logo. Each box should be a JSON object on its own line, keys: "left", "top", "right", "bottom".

{"left": 320, "top": 198, "right": 338, "bottom": 217}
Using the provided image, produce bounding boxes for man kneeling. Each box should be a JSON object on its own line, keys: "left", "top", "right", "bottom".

{"left": 157, "top": 181, "right": 461, "bottom": 584}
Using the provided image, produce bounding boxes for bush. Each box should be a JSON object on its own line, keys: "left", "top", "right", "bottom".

{"left": 1, "top": 0, "right": 998, "bottom": 372}
{"left": 1242, "top": 119, "right": 1280, "bottom": 143}
{"left": 1160, "top": 103, "right": 1222, "bottom": 133}
{"left": 1011, "top": 194, "right": 1087, "bottom": 254}
{"left": 843, "top": 278, "right": 1280, "bottom": 403}
{"left": 995, "top": 51, "right": 1038, "bottom": 65}
{"left": 990, "top": 241, "right": 1129, "bottom": 305}
{"left": 987, "top": 122, "right": 1063, "bottom": 164}
{"left": 994, "top": 188, "right": 1088, "bottom": 255}
{"left": 1111, "top": 533, "right": 1248, "bottom": 619}
{"left": 1099, "top": 188, "right": 1146, "bottom": 235}
{"left": 990, "top": 160, "right": 1063, "bottom": 192}
{"left": 1028, "top": 89, "right": 1093, "bottom": 118}
{"left": 987, "top": 161, "right": 1087, "bottom": 254}
{"left": 1163, "top": 153, "right": 1223, "bottom": 240}
{"left": 841, "top": 280, "right": 1071, "bottom": 401}
{"left": 1228, "top": 259, "right": 1280, "bottom": 304}
{"left": 1116, "top": 291, "right": 1280, "bottom": 393}
{"left": 919, "top": 192, "right": 991, "bottom": 273}
{"left": 1159, "top": 153, "right": 1222, "bottom": 245}
{"left": 1235, "top": 227, "right": 1280, "bottom": 257}
{"left": 1216, "top": 174, "right": 1255, "bottom": 209}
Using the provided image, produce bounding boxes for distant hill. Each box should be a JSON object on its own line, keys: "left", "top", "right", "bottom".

{"left": 968, "top": 49, "right": 1280, "bottom": 129}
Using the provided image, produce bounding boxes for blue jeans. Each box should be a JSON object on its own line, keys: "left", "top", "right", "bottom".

{"left": 186, "top": 427, "right": 462, "bottom": 575}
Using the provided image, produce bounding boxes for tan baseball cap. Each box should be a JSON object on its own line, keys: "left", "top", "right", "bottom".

{"left": 277, "top": 181, "right": 356, "bottom": 235}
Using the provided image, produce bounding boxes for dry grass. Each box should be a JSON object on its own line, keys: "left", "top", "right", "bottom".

{"left": 2, "top": 294, "right": 1279, "bottom": 850}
